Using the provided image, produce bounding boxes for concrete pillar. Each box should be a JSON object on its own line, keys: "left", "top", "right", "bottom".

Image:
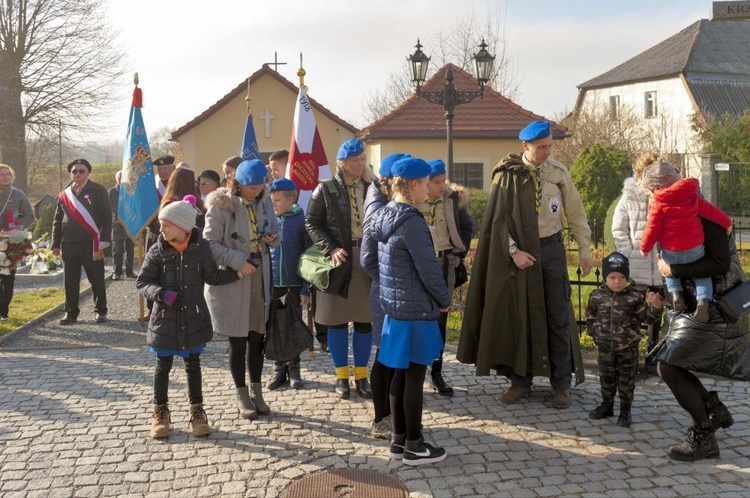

{"left": 699, "top": 153, "right": 721, "bottom": 205}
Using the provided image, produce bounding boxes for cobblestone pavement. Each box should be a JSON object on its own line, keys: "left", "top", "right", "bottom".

{"left": 1, "top": 280, "right": 749, "bottom": 497}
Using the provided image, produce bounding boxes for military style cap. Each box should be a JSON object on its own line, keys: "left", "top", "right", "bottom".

{"left": 153, "top": 155, "right": 175, "bottom": 166}
{"left": 67, "top": 159, "right": 92, "bottom": 172}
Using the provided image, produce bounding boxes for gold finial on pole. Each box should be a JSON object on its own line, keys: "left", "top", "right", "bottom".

{"left": 245, "top": 77, "right": 252, "bottom": 115}
{"left": 134, "top": 72, "right": 139, "bottom": 87}
{"left": 297, "top": 52, "right": 306, "bottom": 90}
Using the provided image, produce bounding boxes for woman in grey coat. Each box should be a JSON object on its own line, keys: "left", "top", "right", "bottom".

{"left": 0, "top": 164, "right": 34, "bottom": 321}
{"left": 204, "top": 159, "right": 280, "bottom": 420}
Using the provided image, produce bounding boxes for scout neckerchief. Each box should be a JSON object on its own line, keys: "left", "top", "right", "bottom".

{"left": 427, "top": 198, "right": 442, "bottom": 226}
{"left": 246, "top": 201, "right": 261, "bottom": 252}
{"left": 348, "top": 181, "right": 361, "bottom": 228}
{"left": 60, "top": 185, "right": 101, "bottom": 256}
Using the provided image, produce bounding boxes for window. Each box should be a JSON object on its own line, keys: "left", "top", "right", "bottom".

{"left": 452, "top": 163, "right": 484, "bottom": 189}
{"left": 644, "top": 91, "right": 658, "bottom": 118}
{"left": 609, "top": 95, "right": 620, "bottom": 119}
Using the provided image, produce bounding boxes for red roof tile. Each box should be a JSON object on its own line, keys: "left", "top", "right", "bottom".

{"left": 171, "top": 65, "right": 359, "bottom": 139}
{"left": 360, "top": 64, "right": 566, "bottom": 140}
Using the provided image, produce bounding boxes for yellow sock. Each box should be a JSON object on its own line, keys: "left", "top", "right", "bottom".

{"left": 335, "top": 366, "right": 349, "bottom": 380}
{"left": 353, "top": 366, "right": 368, "bottom": 381}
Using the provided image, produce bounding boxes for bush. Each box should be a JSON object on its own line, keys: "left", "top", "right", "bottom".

{"left": 32, "top": 204, "right": 54, "bottom": 241}
{"left": 466, "top": 188, "right": 489, "bottom": 236}
{"left": 571, "top": 144, "right": 629, "bottom": 243}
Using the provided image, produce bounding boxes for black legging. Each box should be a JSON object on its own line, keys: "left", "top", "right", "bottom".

{"left": 229, "top": 331, "right": 265, "bottom": 386}
{"left": 371, "top": 349, "right": 394, "bottom": 423}
{"left": 154, "top": 354, "right": 202, "bottom": 405}
{"left": 390, "top": 363, "right": 427, "bottom": 441}
{"left": 658, "top": 362, "right": 710, "bottom": 425}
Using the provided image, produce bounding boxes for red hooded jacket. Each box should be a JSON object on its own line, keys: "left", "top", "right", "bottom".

{"left": 640, "top": 178, "right": 731, "bottom": 253}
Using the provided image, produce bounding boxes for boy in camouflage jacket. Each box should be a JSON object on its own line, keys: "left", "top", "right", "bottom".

{"left": 586, "top": 252, "right": 663, "bottom": 428}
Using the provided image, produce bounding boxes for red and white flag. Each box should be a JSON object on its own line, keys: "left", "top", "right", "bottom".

{"left": 286, "top": 87, "right": 329, "bottom": 211}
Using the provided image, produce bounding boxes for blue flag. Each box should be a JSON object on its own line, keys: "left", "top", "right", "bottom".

{"left": 118, "top": 87, "right": 160, "bottom": 240}
{"left": 241, "top": 114, "right": 261, "bottom": 161}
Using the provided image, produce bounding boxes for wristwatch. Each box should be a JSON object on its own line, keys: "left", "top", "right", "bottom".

{"left": 509, "top": 244, "right": 518, "bottom": 255}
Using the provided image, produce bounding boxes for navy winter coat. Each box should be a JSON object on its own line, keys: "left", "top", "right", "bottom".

{"left": 362, "top": 201, "right": 450, "bottom": 321}
{"left": 361, "top": 180, "right": 389, "bottom": 342}
{"left": 271, "top": 205, "right": 311, "bottom": 295}
{"left": 136, "top": 229, "right": 238, "bottom": 351}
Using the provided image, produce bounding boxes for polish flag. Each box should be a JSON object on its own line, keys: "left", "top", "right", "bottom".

{"left": 286, "top": 86, "right": 329, "bottom": 211}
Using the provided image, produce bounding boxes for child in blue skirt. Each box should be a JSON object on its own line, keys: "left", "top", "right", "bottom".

{"left": 362, "top": 157, "right": 451, "bottom": 466}
{"left": 136, "top": 196, "right": 238, "bottom": 438}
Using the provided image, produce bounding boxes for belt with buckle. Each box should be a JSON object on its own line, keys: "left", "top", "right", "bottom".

{"left": 436, "top": 250, "right": 453, "bottom": 258}
{"left": 351, "top": 239, "right": 362, "bottom": 248}
{"left": 539, "top": 231, "right": 562, "bottom": 245}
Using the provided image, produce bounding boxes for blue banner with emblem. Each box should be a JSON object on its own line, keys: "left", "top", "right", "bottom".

{"left": 241, "top": 114, "right": 261, "bottom": 161}
{"left": 118, "top": 86, "right": 160, "bottom": 240}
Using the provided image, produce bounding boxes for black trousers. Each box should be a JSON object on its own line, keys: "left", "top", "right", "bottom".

{"left": 112, "top": 237, "right": 134, "bottom": 276}
{"left": 390, "top": 363, "right": 427, "bottom": 440}
{"left": 62, "top": 240, "right": 107, "bottom": 317}
{"left": 0, "top": 270, "right": 16, "bottom": 317}
{"left": 512, "top": 235, "right": 572, "bottom": 389}
{"left": 154, "top": 354, "right": 203, "bottom": 405}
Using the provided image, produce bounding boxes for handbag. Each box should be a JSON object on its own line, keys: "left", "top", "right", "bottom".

{"left": 264, "top": 295, "right": 313, "bottom": 361}
{"left": 715, "top": 279, "right": 750, "bottom": 323}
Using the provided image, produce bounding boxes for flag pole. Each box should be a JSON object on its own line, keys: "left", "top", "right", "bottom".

{"left": 132, "top": 71, "right": 148, "bottom": 326}
{"left": 245, "top": 77, "right": 252, "bottom": 115}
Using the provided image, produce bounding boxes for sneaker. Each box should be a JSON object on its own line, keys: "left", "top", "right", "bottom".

{"left": 125, "top": 271, "right": 137, "bottom": 279}
{"left": 0, "top": 316, "right": 8, "bottom": 322}
{"left": 111, "top": 273, "right": 122, "bottom": 281}
{"left": 403, "top": 440, "right": 447, "bottom": 466}
{"left": 371, "top": 415, "right": 392, "bottom": 440}
{"left": 551, "top": 388, "right": 571, "bottom": 409}
{"left": 500, "top": 386, "right": 531, "bottom": 405}
{"left": 390, "top": 433, "right": 405, "bottom": 460}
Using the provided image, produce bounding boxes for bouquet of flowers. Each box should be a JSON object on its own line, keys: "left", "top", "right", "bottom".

{"left": 27, "top": 238, "right": 62, "bottom": 274}
{"left": 0, "top": 229, "right": 34, "bottom": 275}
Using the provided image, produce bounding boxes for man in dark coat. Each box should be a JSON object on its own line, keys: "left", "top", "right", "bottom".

{"left": 108, "top": 171, "right": 135, "bottom": 280}
{"left": 52, "top": 159, "right": 112, "bottom": 325}
{"left": 457, "top": 121, "right": 588, "bottom": 409}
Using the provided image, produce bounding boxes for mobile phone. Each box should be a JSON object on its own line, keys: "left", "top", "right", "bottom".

{"left": 246, "top": 258, "right": 258, "bottom": 268}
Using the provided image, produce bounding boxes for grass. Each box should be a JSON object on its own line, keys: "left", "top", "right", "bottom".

{"left": 0, "top": 287, "right": 66, "bottom": 338}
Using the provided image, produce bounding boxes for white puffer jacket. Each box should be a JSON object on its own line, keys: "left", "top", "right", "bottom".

{"left": 611, "top": 177, "right": 661, "bottom": 287}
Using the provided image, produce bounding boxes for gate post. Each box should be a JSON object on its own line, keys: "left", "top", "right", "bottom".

{"left": 699, "top": 153, "right": 721, "bottom": 205}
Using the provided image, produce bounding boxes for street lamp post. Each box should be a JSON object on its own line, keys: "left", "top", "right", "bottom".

{"left": 407, "top": 40, "right": 495, "bottom": 180}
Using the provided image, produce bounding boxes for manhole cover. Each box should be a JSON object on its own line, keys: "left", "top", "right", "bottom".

{"left": 281, "top": 469, "right": 409, "bottom": 498}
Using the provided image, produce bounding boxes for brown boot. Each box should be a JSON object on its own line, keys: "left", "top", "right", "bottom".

{"left": 551, "top": 388, "right": 571, "bottom": 409}
{"left": 189, "top": 403, "right": 210, "bottom": 437}
{"left": 500, "top": 386, "right": 531, "bottom": 405}
{"left": 150, "top": 403, "right": 170, "bottom": 438}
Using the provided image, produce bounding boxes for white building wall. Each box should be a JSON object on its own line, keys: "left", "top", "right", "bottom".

{"left": 580, "top": 78, "right": 703, "bottom": 178}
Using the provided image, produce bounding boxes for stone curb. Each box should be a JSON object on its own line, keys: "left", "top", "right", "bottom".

{"left": 0, "top": 284, "right": 93, "bottom": 347}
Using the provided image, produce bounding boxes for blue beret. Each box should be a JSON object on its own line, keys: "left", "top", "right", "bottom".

{"left": 518, "top": 120, "right": 551, "bottom": 142}
{"left": 391, "top": 157, "right": 431, "bottom": 180}
{"left": 427, "top": 159, "right": 446, "bottom": 179}
{"left": 379, "top": 153, "right": 411, "bottom": 178}
{"left": 337, "top": 138, "right": 365, "bottom": 160}
{"left": 269, "top": 178, "right": 297, "bottom": 192}
{"left": 235, "top": 159, "right": 267, "bottom": 186}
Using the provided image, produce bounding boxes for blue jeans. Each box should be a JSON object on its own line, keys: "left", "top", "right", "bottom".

{"left": 661, "top": 245, "right": 712, "bottom": 300}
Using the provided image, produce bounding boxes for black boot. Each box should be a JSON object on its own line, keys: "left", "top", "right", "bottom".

{"left": 588, "top": 402, "right": 614, "bottom": 420}
{"left": 266, "top": 361, "right": 287, "bottom": 391}
{"left": 671, "top": 291, "right": 687, "bottom": 312}
{"left": 288, "top": 360, "right": 303, "bottom": 390}
{"left": 617, "top": 403, "right": 632, "bottom": 428}
{"left": 335, "top": 378, "right": 350, "bottom": 399}
{"left": 693, "top": 298, "right": 710, "bottom": 323}
{"left": 429, "top": 360, "right": 454, "bottom": 397}
{"left": 355, "top": 378, "right": 373, "bottom": 399}
{"left": 705, "top": 391, "right": 734, "bottom": 433}
{"left": 668, "top": 422, "right": 720, "bottom": 462}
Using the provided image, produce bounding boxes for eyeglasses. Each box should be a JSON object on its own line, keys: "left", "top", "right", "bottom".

{"left": 70, "top": 169, "right": 88, "bottom": 174}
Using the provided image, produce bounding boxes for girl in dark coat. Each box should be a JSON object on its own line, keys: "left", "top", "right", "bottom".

{"left": 652, "top": 219, "right": 750, "bottom": 461}
{"left": 136, "top": 196, "right": 237, "bottom": 439}
{"left": 362, "top": 157, "right": 451, "bottom": 466}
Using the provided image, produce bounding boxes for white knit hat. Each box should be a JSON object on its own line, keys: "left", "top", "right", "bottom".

{"left": 158, "top": 195, "right": 197, "bottom": 233}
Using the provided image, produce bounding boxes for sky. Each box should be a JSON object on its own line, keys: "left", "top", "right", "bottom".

{"left": 102, "top": 0, "right": 712, "bottom": 141}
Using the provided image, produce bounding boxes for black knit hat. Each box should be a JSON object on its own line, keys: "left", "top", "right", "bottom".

{"left": 602, "top": 252, "right": 629, "bottom": 280}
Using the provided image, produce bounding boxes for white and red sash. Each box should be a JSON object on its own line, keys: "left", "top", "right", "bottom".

{"left": 156, "top": 176, "right": 167, "bottom": 201}
{"left": 60, "top": 186, "right": 101, "bottom": 256}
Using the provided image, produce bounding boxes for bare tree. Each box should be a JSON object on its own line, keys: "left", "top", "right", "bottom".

{"left": 149, "top": 126, "right": 177, "bottom": 159}
{"left": 0, "top": 0, "right": 126, "bottom": 191}
{"left": 555, "top": 104, "right": 686, "bottom": 172}
{"left": 362, "top": 6, "right": 520, "bottom": 124}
